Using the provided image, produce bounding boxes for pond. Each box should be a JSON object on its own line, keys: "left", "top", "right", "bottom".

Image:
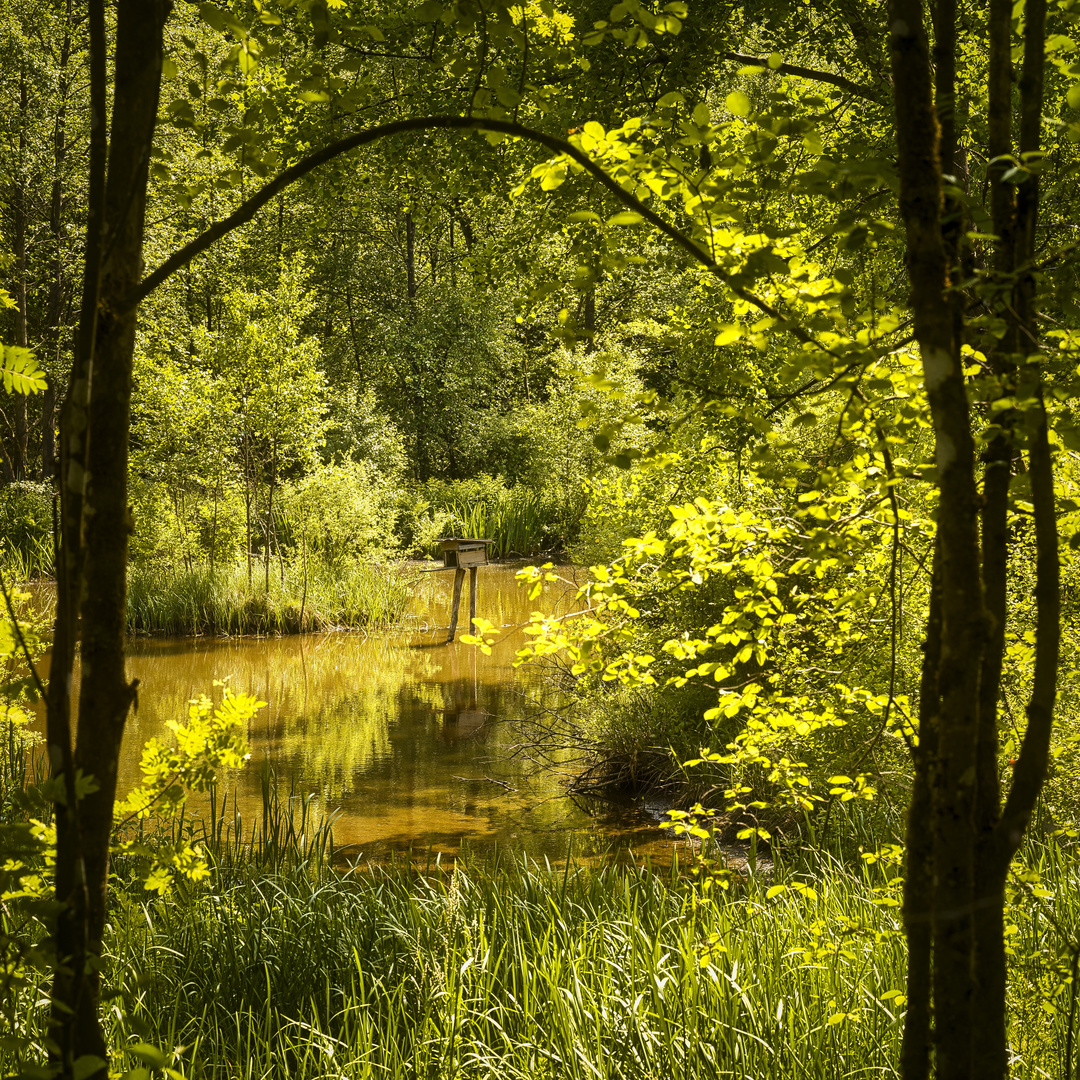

{"left": 39, "top": 566, "right": 680, "bottom": 868}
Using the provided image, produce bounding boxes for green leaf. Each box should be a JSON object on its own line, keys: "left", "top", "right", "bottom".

{"left": 129, "top": 1043, "right": 169, "bottom": 1070}
{"left": 767, "top": 51, "right": 783, "bottom": 69}
{"left": 73, "top": 1056, "right": 108, "bottom": 1080}
{"left": 726, "top": 91, "right": 751, "bottom": 116}
{"left": 540, "top": 163, "right": 567, "bottom": 191}
{"left": 2, "top": 346, "right": 47, "bottom": 395}
{"left": 238, "top": 40, "right": 260, "bottom": 76}
{"left": 607, "top": 211, "right": 644, "bottom": 226}
{"left": 1069, "top": 82, "right": 1080, "bottom": 111}
{"left": 198, "top": 2, "right": 226, "bottom": 31}
{"left": 309, "top": 0, "right": 332, "bottom": 48}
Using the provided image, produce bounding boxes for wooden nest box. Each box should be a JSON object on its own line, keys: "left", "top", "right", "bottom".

{"left": 433, "top": 538, "right": 494, "bottom": 569}
{"left": 421, "top": 539, "right": 495, "bottom": 643}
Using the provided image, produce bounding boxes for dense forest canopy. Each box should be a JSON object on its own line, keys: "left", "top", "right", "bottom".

{"left": 1, "top": 0, "right": 1080, "bottom": 1078}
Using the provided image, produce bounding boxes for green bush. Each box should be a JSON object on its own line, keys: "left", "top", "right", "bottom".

{"left": 281, "top": 459, "right": 400, "bottom": 565}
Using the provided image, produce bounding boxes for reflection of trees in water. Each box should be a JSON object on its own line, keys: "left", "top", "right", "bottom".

{"left": 96, "top": 568, "right": 591, "bottom": 854}
{"left": 116, "top": 626, "right": 556, "bottom": 808}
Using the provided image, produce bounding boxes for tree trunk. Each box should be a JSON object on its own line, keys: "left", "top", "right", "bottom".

{"left": 889, "top": 4, "right": 986, "bottom": 1076}
{"left": 891, "top": 3, "right": 1058, "bottom": 1077}
{"left": 49, "top": 4, "right": 169, "bottom": 1077}
{"left": 406, "top": 210, "right": 417, "bottom": 298}
{"left": 12, "top": 63, "right": 30, "bottom": 480}
{"left": 43, "top": 2, "right": 74, "bottom": 484}
{"left": 901, "top": 545, "right": 941, "bottom": 1080}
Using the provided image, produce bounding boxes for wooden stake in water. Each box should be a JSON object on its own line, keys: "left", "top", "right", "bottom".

{"left": 447, "top": 567, "right": 466, "bottom": 643}
{"left": 469, "top": 566, "right": 477, "bottom": 634}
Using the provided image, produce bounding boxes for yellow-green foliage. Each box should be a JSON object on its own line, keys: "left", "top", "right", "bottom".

{"left": 114, "top": 687, "right": 263, "bottom": 893}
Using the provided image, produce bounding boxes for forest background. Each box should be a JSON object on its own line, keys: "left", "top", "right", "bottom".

{"left": 2, "top": 0, "right": 1080, "bottom": 1078}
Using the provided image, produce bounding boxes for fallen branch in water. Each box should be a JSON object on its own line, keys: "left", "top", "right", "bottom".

{"left": 451, "top": 775, "right": 515, "bottom": 791}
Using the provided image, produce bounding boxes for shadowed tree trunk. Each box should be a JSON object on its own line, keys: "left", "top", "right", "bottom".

{"left": 890, "top": 2, "right": 1058, "bottom": 1077}
{"left": 12, "top": 63, "right": 30, "bottom": 480}
{"left": 48, "top": 3, "right": 170, "bottom": 1077}
{"left": 42, "top": 0, "right": 75, "bottom": 484}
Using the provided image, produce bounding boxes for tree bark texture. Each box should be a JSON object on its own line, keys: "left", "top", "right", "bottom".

{"left": 891, "top": 2, "right": 1058, "bottom": 1078}
{"left": 49, "top": 3, "right": 170, "bottom": 1076}
{"left": 902, "top": 546, "right": 941, "bottom": 1080}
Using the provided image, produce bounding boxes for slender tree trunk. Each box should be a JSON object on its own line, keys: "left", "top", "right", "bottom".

{"left": 902, "top": 545, "right": 941, "bottom": 1080}
{"left": 889, "top": 5, "right": 988, "bottom": 1077}
{"left": 48, "top": 6, "right": 170, "bottom": 1077}
{"left": 47, "top": 0, "right": 109, "bottom": 1070}
{"left": 12, "top": 64, "right": 31, "bottom": 480}
{"left": 210, "top": 470, "right": 218, "bottom": 574}
{"left": 892, "top": 4, "right": 1058, "bottom": 1078}
{"left": 43, "top": 4, "right": 73, "bottom": 483}
{"left": 265, "top": 444, "right": 275, "bottom": 594}
{"left": 972, "top": 5, "right": 1052, "bottom": 1077}
{"left": 244, "top": 434, "right": 253, "bottom": 589}
{"left": 406, "top": 210, "right": 417, "bottom": 298}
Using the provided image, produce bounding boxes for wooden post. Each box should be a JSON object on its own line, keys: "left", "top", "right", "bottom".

{"left": 447, "top": 566, "right": 466, "bottom": 643}
{"left": 469, "top": 566, "right": 477, "bottom": 634}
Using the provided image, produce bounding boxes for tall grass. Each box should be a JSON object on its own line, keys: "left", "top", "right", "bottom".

{"left": 8, "top": 767, "right": 1080, "bottom": 1080}
{"left": 0, "top": 535, "right": 53, "bottom": 584}
{"left": 107, "top": 854, "right": 912, "bottom": 1080}
{"left": 127, "top": 559, "right": 416, "bottom": 636}
{"left": 435, "top": 489, "right": 558, "bottom": 559}
{"left": 196, "top": 764, "right": 338, "bottom": 879}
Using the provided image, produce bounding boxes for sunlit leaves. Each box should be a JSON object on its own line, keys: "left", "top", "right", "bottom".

{"left": 114, "top": 687, "right": 264, "bottom": 892}
{"left": 725, "top": 91, "right": 752, "bottom": 117}
{"left": 0, "top": 346, "right": 46, "bottom": 396}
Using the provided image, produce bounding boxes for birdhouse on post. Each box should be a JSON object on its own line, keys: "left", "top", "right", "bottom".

{"left": 422, "top": 538, "right": 495, "bottom": 643}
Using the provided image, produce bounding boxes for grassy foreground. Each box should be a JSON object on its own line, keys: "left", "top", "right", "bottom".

{"left": 107, "top": 856, "right": 909, "bottom": 1080}
{"left": 127, "top": 560, "right": 416, "bottom": 635}
{"left": 6, "top": 775, "right": 1077, "bottom": 1079}
{"left": 95, "top": 840, "right": 1078, "bottom": 1080}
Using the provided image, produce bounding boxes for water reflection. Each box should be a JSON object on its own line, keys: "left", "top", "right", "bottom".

{"left": 41, "top": 567, "right": 684, "bottom": 866}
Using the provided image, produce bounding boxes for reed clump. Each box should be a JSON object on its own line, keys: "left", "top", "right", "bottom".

{"left": 126, "top": 559, "right": 416, "bottom": 636}
{"left": 437, "top": 488, "right": 554, "bottom": 558}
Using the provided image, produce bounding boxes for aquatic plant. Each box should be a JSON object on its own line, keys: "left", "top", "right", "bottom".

{"left": 126, "top": 559, "right": 416, "bottom": 636}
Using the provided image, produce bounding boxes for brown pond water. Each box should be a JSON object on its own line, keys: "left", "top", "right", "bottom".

{"left": 37, "top": 567, "right": 681, "bottom": 867}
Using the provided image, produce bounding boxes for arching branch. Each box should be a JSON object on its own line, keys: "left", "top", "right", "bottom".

{"left": 133, "top": 115, "right": 711, "bottom": 308}
{"left": 131, "top": 114, "right": 825, "bottom": 360}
